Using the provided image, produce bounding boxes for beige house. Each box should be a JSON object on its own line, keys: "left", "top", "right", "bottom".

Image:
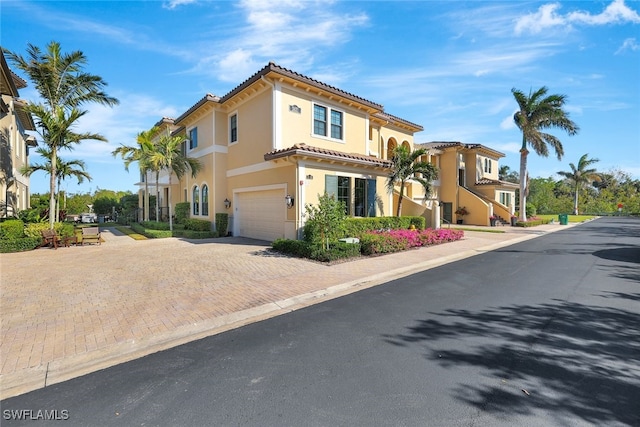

{"left": 1, "top": 51, "right": 37, "bottom": 218}
{"left": 418, "top": 142, "right": 518, "bottom": 226}
{"left": 140, "top": 63, "right": 515, "bottom": 239}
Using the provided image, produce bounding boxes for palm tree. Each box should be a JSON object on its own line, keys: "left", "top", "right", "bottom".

{"left": 20, "top": 147, "right": 91, "bottom": 221}
{"left": 148, "top": 130, "right": 202, "bottom": 230}
{"left": 512, "top": 87, "right": 579, "bottom": 221}
{"left": 498, "top": 165, "right": 519, "bottom": 183}
{"left": 557, "top": 153, "right": 600, "bottom": 215}
{"left": 6, "top": 41, "right": 119, "bottom": 228}
{"left": 386, "top": 145, "right": 438, "bottom": 216}
{"left": 112, "top": 128, "right": 157, "bottom": 222}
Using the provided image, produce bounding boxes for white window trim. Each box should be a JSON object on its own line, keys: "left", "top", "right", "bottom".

{"left": 311, "top": 101, "right": 345, "bottom": 143}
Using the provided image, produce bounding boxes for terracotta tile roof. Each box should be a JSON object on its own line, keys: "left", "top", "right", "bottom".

{"left": 476, "top": 178, "right": 519, "bottom": 187}
{"left": 221, "top": 62, "right": 383, "bottom": 110}
{"left": 264, "top": 143, "right": 392, "bottom": 168}
{"left": 174, "top": 93, "right": 220, "bottom": 125}
{"left": 419, "top": 141, "right": 505, "bottom": 158}
{"left": 373, "top": 112, "right": 423, "bottom": 132}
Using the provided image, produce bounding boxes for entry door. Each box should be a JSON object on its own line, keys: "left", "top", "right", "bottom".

{"left": 442, "top": 202, "right": 453, "bottom": 224}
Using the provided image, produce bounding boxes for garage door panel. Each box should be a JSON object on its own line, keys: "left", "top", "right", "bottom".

{"left": 237, "top": 190, "right": 285, "bottom": 241}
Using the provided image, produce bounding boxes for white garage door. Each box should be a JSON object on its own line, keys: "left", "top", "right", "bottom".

{"left": 236, "top": 189, "right": 285, "bottom": 241}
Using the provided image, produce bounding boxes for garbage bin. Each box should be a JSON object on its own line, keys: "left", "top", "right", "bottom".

{"left": 559, "top": 214, "right": 568, "bottom": 225}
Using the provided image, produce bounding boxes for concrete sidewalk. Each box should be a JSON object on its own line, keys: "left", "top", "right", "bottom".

{"left": 0, "top": 222, "right": 576, "bottom": 399}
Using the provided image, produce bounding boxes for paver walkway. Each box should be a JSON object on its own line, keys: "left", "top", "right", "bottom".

{"left": 0, "top": 223, "right": 575, "bottom": 399}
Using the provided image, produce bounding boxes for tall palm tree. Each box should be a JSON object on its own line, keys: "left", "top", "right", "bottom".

{"left": 557, "top": 153, "right": 600, "bottom": 215}
{"left": 512, "top": 87, "right": 579, "bottom": 221}
{"left": 112, "top": 128, "right": 157, "bottom": 222}
{"left": 149, "top": 130, "right": 202, "bottom": 230}
{"left": 386, "top": 145, "right": 438, "bottom": 217}
{"left": 6, "top": 41, "right": 119, "bottom": 228}
{"left": 20, "top": 147, "right": 91, "bottom": 221}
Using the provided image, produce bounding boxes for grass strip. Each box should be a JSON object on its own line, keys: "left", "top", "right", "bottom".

{"left": 114, "top": 226, "right": 148, "bottom": 240}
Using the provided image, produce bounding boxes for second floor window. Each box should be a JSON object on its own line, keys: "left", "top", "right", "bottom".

{"left": 189, "top": 127, "right": 198, "bottom": 149}
{"left": 484, "top": 158, "right": 492, "bottom": 173}
{"left": 313, "top": 104, "right": 344, "bottom": 141}
{"left": 230, "top": 113, "right": 238, "bottom": 143}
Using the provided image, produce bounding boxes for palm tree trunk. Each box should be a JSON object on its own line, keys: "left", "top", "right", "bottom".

{"left": 155, "top": 171, "right": 160, "bottom": 221}
{"left": 49, "top": 147, "right": 57, "bottom": 229}
{"left": 168, "top": 175, "right": 173, "bottom": 231}
{"left": 144, "top": 173, "right": 150, "bottom": 222}
{"left": 574, "top": 184, "right": 579, "bottom": 215}
{"left": 518, "top": 146, "right": 528, "bottom": 222}
{"left": 396, "top": 183, "right": 404, "bottom": 217}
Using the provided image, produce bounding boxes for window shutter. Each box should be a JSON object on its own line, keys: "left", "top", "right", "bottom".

{"left": 325, "top": 175, "right": 338, "bottom": 198}
{"left": 367, "top": 179, "right": 377, "bottom": 217}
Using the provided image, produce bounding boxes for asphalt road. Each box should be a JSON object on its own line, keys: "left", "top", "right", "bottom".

{"left": 2, "top": 217, "right": 639, "bottom": 426}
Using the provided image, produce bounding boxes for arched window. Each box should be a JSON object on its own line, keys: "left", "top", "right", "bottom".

{"left": 202, "top": 184, "right": 209, "bottom": 216}
{"left": 192, "top": 185, "right": 200, "bottom": 215}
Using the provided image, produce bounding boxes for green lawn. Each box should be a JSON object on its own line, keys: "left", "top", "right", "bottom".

{"left": 537, "top": 214, "right": 596, "bottom": 223}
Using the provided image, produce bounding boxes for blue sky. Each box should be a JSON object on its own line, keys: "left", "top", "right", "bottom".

{"left": 3, "top": 0, "right": 639, "bottom": 195}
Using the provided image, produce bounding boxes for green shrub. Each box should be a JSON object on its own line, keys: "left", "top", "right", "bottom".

{"left": 303, "top": 193, "right": 347, "bottom": 249}
{"left": 215, "top": 213, "right": 229, "bottom": 236}
{"left": 0, "top": 219, "right": 25, "bottom": 239}
{"left": 342, "top": 216, "right": 425, "bottom": 237}
{"left": 515, "top": 218, "right": 550, "bottom": 227}
{"left": 309, "top": 241, "right": 361, "bottom": 262}
{"left": 174, "top": 229, "right": 218, "bottom": 239}
{"left": 0, "top": 237, "right": 41, "bottom": 253}
{"left": 526, "top": 203, "right": 537, "bottom": 218}
{"left": 360, "top": 233, "right": 406, "bottom": 255}
{"left": 272, "top": 239, "right": 313, "bottom": 258}
{"left": 183, "top": 218, "right": 211, "bottom": 231}
{"left": 140, "top": 220, "right": 170, "bottom": 230}
{"left": 175, "top": 202, "right": 189, "bottom": 224}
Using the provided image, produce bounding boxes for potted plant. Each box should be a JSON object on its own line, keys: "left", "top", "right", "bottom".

{"left": 455, "top": 206, "right": 468, "bottom": 224}
{"left": 510, "top": 214, "right": 518, "bottom": 226}
{"left": 489, "top": 215, "right": 497, "bottom": 227}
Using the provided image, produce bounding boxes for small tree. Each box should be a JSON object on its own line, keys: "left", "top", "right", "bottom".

{"left": 557, "top": 153, "right": 600, "bottom": 215}
{"left": 304, "top": 193, "right": 347, "bottom": 250}
{"left": 386, "top": 146, "right": 438, "bottom": 216}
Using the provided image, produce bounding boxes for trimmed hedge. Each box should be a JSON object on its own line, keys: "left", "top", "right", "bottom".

{"left": 131, "top": 222, "right": 217, "bottom": 239}
{"left": 215, "top": 213, "right": 229, "bottom": 236}
{"left": 184, "top": 218, "right": 211, "bottom": 231}
{"left": 175, "top": 202, "right": 190, "bottom": 224}
{"left": 140, "top": 220, "right": 170, "bottom": 230}
{"left": 272, "top": 239, "right": 360, "bottom": 262}
{"left": 515, "top": 218, "right": 551, "bottom": 227}
{"left": 174, "top": 230, "right": 218, "bottom": 239}
{"left": 0, "top": 237, "right": 41, "bottom": 253}
{"left": 343, "top": 216, "right": 425, "bottom": 237}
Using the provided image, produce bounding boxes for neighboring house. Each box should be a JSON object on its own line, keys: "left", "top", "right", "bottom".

{"left": 140, "top": 62, "right": 426, "bottom": 240}
{"left": 0, "top": 51, "right": 37, "bottom": 218}
{"left": 419, "top": 142, "right": 518, "bottom": 226}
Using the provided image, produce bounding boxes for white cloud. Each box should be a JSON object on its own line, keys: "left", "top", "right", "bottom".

{"left": 515, "top": 3, "right": 567, "bottom": 35}
{"left": 500, "top": 113, "right": 516, "bottom": 130}
{"left": 616, "top": 38, "right": 640, "bottom": 54}
{"left": 515, "top": 0, "right": 640, "bottom": 34}
{"left": 163, "top": 0, "right": 197, "bottom": 10}
{"left": 568, "top": 0, "right": 640, "bottom": 25}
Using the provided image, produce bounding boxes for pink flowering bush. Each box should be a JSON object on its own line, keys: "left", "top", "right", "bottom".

{"left": 360, "top": 228, "right": 464, "bottom": 255}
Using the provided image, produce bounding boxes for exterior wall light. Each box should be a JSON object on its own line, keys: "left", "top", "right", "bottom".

{"left": 224, "top": 198, "right": 231, "bottom": 209}
{"left": 285, "top": 194, "right": 294, "bottom": 209}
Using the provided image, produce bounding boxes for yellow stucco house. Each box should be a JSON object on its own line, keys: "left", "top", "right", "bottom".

{"left": 1, "top": 51, "right": 37, "bottom": 218}
{"left": 140, "top": 62, "right": 516, "bottom": 240}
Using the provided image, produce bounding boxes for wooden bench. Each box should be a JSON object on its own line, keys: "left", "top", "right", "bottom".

{"left": 40, "top": 229, "right": 61, "bottom": 249}
{"left": 81, "top": 227, "right": 101, "bottom": 245}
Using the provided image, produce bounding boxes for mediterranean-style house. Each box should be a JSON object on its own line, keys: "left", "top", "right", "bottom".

{"left": 1, "top": 51, "right": 37, "bottom": 218}
{"left": 139, "top": 62, "right": 516, "bottom": 240}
